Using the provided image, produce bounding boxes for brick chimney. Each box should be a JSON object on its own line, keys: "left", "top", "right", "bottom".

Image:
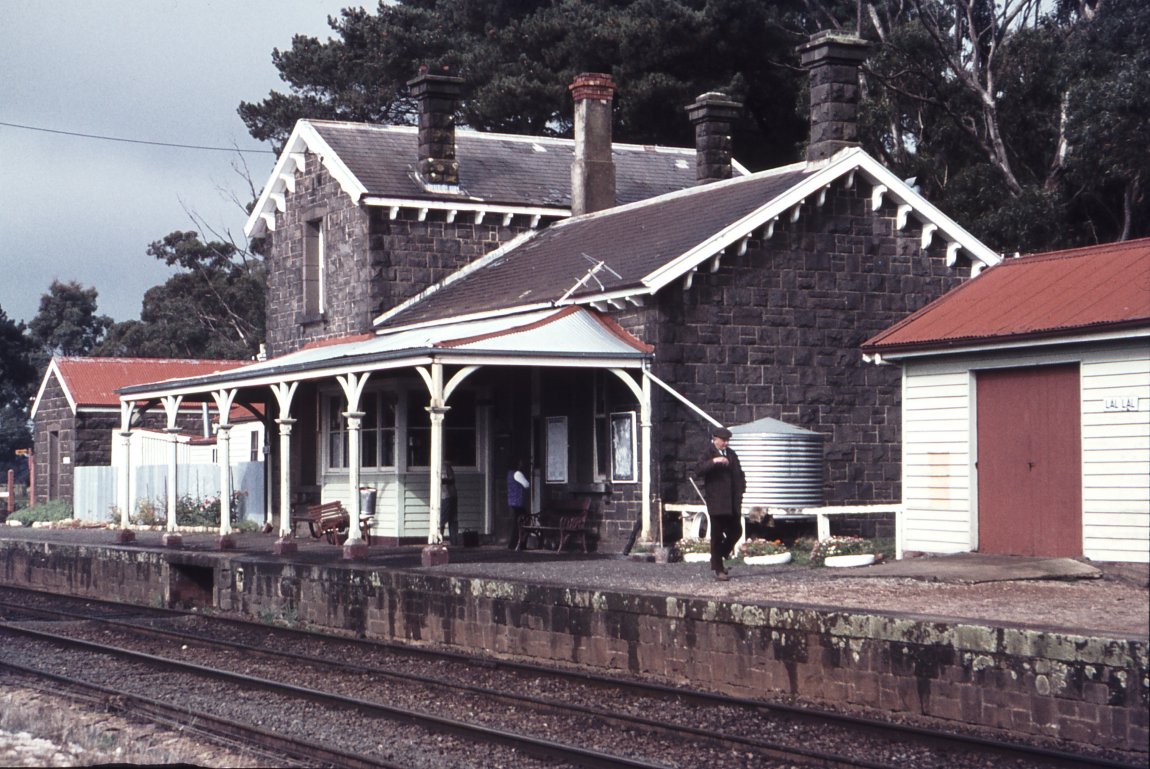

{"left": 798, "top": 32, "right": 869, "bottom": 162}
{"left": 570, "top": 73, "right": 616, "bottom": 216}
{"left": 407, "top": 71, "right": 464, "bottom": 186}
{"left": 686, "top": 92, "right": 742, "bottom": 184}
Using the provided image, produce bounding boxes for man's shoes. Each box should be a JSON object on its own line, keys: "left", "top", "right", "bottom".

{"left": 714, "top": 571, "right": 730, "bottom": 581}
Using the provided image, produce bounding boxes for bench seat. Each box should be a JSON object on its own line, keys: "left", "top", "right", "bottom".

{"left": 516, "top": 497, "right": 592, "bottom": 553}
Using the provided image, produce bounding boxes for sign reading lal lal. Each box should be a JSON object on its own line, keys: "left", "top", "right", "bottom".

{"left": 1103, "top": 393, "right": 1142, "bottom": 412}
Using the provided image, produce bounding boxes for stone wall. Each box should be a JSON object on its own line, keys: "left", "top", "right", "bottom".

{"left": 1, "top": 538, "right": 1141, "bottom": 753}
{"left": 264, "top": 153, "right": 534, "bottom": 357}
{"left": 617, "top": 180, "right": 969, "bottom": 508}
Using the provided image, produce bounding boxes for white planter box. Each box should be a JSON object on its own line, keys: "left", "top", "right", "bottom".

{"left": 824, "top": 553, "right": 876, "bottom": 568}
{"left": 743, "top": 552, "right": 792, "bottom": 566}
{"left": 683, "top": 552, "right": 711, "bottom": 563}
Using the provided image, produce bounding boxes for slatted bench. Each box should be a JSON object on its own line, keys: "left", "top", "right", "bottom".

{"left": 516, "top": 497, "right": 593, "bottom": 553}
{"left": 301, "top": 501, "right": 373, "bottom": 546}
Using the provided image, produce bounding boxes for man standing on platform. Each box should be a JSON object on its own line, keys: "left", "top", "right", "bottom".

{"left": 694, "top": 426, "right": 745, "bottom": 581}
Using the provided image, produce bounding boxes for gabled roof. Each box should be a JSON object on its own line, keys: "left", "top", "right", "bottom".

{"left": 118, "top": 307, "right": 650, "bottom": 400}
{"left": 862, "top": 237, "right": 1150, "bottom": 358}
{"left": 376, "top": 148, "right": 1002, "bottom": 331}
{"left": 246, "top": 120, "right": 747, "bottom": 237}
{"left": 31, "top": 357, "right": 247, "bottom": 418}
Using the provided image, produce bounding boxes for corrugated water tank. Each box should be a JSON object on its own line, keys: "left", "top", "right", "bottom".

{"left": 728, "top": 417, "right": 824, "bottom": 509}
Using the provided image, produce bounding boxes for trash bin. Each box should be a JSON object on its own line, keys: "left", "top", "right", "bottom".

{"left": 359, "top": 487, "right": 377, "bottom": 515}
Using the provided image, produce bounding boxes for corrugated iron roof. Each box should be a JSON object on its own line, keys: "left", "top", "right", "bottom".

{"left": 118, "top": 308, "right": 649, "bottom": 398}
{"left": 863, "top": 238, "right": 1150, "bottom": 355}
{"left": 38, "top": 357, "right": 248, "bottom": 413}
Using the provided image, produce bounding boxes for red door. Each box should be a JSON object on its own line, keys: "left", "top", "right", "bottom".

{"left": 976, "top": 365, "right": 1081, "bottom": 557}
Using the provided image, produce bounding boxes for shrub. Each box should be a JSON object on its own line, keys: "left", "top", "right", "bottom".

{"left": 8, "top": 500, "right": 73, "bottom": 525}
{"left": 737, "top": 538, "right": 788, "bottom": 557}
{"left": 808, "top": 536, "right": 874, "bottom": 565}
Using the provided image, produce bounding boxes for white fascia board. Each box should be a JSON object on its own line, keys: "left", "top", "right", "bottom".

{"left": 850, "top": 151, "right": 1002, "bottom": 269}
{"left": 640, "top": 160, "right": 840, "bottom": 293}
{"left": 439, "top": 352, "right": 646, "bottom": 369}
{"left": 641, "top": 148, "right": 1002, "bottom": 294}
{"left": 244, "top": 121, "right": 368, "bottom": 238}
{"left": 558, "top": 287, "right": 653, "bottom": 310}
{"left": 376, "top": 302, "right": 558, "bottom": 337}
{"left": 119, "top": 353, "right": 439, "bottom": 402}
{"left": 876, "top": 327, "right": 1150, "bottom": 362}
{"left": 373, "top": 229, "right": 543, "bottom": 327}
{"left": 30, "top": 360, "right": 75, "bottom": 419}
{"left": 362, "top": 196, "right": 568, "bottom": 220}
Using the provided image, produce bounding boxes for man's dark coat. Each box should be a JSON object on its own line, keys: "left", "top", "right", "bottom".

{"left": 695, "top": 442, "right": 746, "bottom": 517}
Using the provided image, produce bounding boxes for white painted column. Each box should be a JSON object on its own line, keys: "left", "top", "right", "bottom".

{"left": 117, "top": 400, "right": 136, "bottom": 537}
{"left": 344, "top": 410, "right": 365, "bottom": 539}
{"left": 426, "top": 362, "right": 445, "bottom": 545}
{"left": 276, "top": 418, "right": 296, "bottom": 538}
{"left": 640, "top": 363, "right": 653, "bottom": 542}
{"left": 216, "top": 424, "right": 233, "bottom": 537}
{"left": 270, "top": 381, "right": 299, "bottom": 542}
{"left": 211, "top": 389, "right": 237, "bottom": 543}
{"left": 336, "top": 372, "right": 370, "bottom": 552}
{"left": 160, "top": 395, "right": 183, "bottom": 544}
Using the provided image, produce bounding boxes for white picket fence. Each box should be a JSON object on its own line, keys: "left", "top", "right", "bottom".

{"left": 73, "top": 462, "right": 266, "bottom": 524}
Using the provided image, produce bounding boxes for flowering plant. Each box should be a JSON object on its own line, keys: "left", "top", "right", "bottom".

{"left": 738, "top": 538, "right": 788, "bottom": 557}
{"left": 808, "top": 536, "right": 874, "bottom": 565}
{"left": 676, "top": 538, "right": 711, "bottom": 555}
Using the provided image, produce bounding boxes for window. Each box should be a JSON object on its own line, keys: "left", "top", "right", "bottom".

{"left": 545, "top": 416, "right": 568, "bottom": 483}
{"left": 249, "top": 431, "right": 261, "bottom": 462}
{"left": 610, "top": 411, "right": 637, "bottom": 483}
{"left": 406, "top": 390, "right": 477, "bottom": 467}
{"left": 327, "top": 392, "right": 397, "bottom": 470}
{"left": 303, "top": 218, "right": 325, "bottom": 318}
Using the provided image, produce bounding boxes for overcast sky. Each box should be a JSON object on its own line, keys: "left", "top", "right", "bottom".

{"left": 0, "top": 0, "right": 365, "bottom": 325}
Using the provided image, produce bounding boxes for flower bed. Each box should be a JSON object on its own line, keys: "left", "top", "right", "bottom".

{"left": 808, "top": 536, "right": 875, "bottom": 566}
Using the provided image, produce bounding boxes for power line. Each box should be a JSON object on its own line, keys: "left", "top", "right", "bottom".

{"left": 0, "top": 120, "right": 275, "bottom": 154}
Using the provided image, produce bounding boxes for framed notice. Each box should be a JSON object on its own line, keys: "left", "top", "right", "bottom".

{"left": 545, "top": 416, "right": 568, "bottom": 483}
{"left": 610, "top": 411, "right": 637, "bottom": 483}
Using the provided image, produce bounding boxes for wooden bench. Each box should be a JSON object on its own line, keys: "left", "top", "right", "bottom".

{"left": 516, "top": 497, "right": 593, "bottom": 553}
{"left": 301, "top": 501, "right": 373, "bottom": 546}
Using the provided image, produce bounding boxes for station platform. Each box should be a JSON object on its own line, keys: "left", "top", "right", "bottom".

{"left": 0, "top": 523, "right": 1146, "bottom": 753}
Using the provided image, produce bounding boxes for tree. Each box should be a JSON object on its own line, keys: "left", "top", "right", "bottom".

{"left": 240, "top": 0, "right": 1145, "bottom": 255}
{"left": 855, "top": 0, "right": 1148, "bottom": 251}
{"left": 0, "top": 305, "right": 37, "bottom": 483}
{"left": 28, "top": 280, "right": 113, "bottom": 364}
{"left": 96, "top": 231, "right": 265, "bottom": 360}
{"left": 239, "top": 0, "right": 814, "bottom": 171}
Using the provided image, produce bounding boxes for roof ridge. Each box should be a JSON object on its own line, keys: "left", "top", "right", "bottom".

{"left": 1015, "top": 237, "right": 1150, "bottom": 262}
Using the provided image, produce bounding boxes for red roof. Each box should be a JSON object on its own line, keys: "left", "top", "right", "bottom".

{"left": 863, "top": 238, "right": 1150, "bottom": 355}
{"left": 51, "top": 357, "right": 248, "bottom": 408}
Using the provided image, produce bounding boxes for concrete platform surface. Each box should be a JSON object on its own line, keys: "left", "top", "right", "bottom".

{"left": 1, "top": 525, "right": 1147, "bottom": 636}
{"left": 861, "top": 552, "right": 1104, "bottom": 583}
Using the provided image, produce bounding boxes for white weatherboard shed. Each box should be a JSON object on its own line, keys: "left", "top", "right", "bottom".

{"left": 863, "top": 238, "right": 1150, "bottom": 563}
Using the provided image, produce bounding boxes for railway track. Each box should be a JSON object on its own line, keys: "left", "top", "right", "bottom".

{"left": 0, "top": 587, "right": 1141, "bottom": 769}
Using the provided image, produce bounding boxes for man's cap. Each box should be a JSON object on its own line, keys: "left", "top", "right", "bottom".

{"left": 712, "top": 426, "right": 732, "bottom": 440}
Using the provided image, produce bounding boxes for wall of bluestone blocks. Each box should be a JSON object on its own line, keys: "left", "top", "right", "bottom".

{"left": 236, "top": 558, "right": 1147, "bottom": 753}
{"left": 613, "top": 180, "right": 970, "bottom": 509}
{"left": 0, "top": 538, "right": 1144, "bottom": 753}
{"left": 264, "top": 153, "right": 535, "bottom": 357}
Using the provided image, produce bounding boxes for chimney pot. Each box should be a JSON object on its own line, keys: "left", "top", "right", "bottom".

{"left": 570, "top": 72, "right": 616, "bottom": 216}
{"left": 686, "top": 92, "right": 743, "bottom": 184}
{"left": 407, "top": 72, "right": 464, "bottom": 186}
{"left": 798, "top": 32, "right": 869, "bottom": 162}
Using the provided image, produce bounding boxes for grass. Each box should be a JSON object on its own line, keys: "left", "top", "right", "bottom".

{"left": 6, "top": 500, "right": 74, "bottom": 526}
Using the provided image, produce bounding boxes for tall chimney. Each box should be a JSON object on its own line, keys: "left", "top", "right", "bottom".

{"left": 798, "top": 32, "right": 869, "bottom": 162}
{"left": 407, "top": 71, "right": 464, "bottom": 186}
{"left": 686, "top": 92, "right": 742, "bottom": 184}
{"left": 570, "top": 73, "right": 616, "bottom": 216}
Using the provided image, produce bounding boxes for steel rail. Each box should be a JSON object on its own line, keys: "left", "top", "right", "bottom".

{"left": 0, "top": 620, "right": 669, "bottom": 769}
{"left": 0, "top": 662, "right": 391, "bottom": 769}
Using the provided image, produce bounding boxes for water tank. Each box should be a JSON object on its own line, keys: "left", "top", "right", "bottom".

{"left": 728, "top": 417, "right": 823, "bottom": 510}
